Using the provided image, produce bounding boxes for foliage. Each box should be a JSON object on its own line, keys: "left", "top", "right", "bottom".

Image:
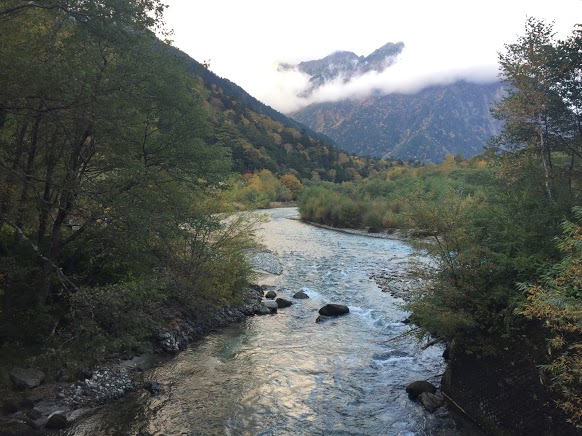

{"left": 292, "top": 79, "right": 503, "bottom": 162}
{"left": 0, "top": 0, "right": 258, "bottom": 364}
{"left": 224, "top": 170, "right": 304, "bottom": 209}
{"left": 520, "top": 207, "right": 582, "bottom": 426}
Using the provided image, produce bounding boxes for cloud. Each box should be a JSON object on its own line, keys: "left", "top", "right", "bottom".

{"left": 259, "top": 45, "right": 501, "bottom": 113}
{"left": 162, "top": 0, "right": 582, "bottom": 114}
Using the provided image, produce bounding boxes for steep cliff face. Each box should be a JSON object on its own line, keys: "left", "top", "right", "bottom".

{"left": 291, "top": 80, "right": 504, "bottom": 162}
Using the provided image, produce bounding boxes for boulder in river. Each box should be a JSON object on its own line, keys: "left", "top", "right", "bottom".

{"left": 418, "top": 392, "right": 445, "bottom": 413}
{"left": 46, "top": 412, "right": 68, "bottom": 429}
{"left": 265, "top": 290, "right": 277, "bottom": 299}
{"left": 318, "top": 304, "right": 349, "bottom": 317}
{"left": 255, "top": 305, "right": 271, "bottom": 315}
{"left": 262, "top": 300, "right": 278, "bottom": 313}
{"left": 405, "top": 380, "right": 437, "bottom": 400}
{"left": 293, "top": 290, "right": 309, "bottom": 299}
{"left": 276, "top": 298, "right": 292, "bottom": 308}
{"left": 9, "top": 368, "right": 45, "bottom": 389}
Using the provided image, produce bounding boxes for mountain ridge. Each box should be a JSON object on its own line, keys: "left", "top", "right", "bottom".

{"left": 280, "top": 42, "right": 404, "bottom": 97}
{"left": 282, "top": 42, "right": 504, "bottom": 162}
{"left": 291, "top": 80, "right": 504, "bottom": 162}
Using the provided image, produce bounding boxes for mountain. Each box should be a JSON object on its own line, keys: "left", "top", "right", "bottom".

{"left": 165, "top": 45, "right": 386, "bottom": 182}
{"left": 280, "top": 42, "right": 404, "bottom": 97}
{"left": 291, "top": 80, "right": 505, "bottom": 162}
{"left": 284, "top": 43, "right": 504, "bottom": 163}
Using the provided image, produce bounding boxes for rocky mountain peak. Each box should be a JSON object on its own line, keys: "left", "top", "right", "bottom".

{"left": 280, "top": 42, "right": 405, "bottom": 97}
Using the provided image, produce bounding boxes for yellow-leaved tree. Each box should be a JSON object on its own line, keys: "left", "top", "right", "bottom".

{"left": 520, "top": 206, "right": 582, "bottom": 425}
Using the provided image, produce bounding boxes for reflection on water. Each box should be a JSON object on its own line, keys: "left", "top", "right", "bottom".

{"left": 66, "top": 208, "right": 462, "bottom": 436}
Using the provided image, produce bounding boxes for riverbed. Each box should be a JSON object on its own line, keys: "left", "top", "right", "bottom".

{"left": 63, "top": 207, "right": 464, "bottom": 435}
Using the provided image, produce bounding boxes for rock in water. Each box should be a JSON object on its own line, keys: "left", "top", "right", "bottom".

{"left": 318, "top": 304, "right": 349, "bottom": 317}
{"left": 418, "top": 392, "right": 445, "bottom": 413}
{"left": 255, "top": 305, "right": 271, "bottom": 315}
{"left": 293, "top": 290, "right": 309, "bottom": 299}
{"left": 405, "top": 380, "right": 437, "bottom": 400}
{"left": 262, "top": 300, "right": 278, "bottom": 313}
{"left": 265, "top": 290, "right": 277, "bottom": 299}
{"left": 46, "top": 412, "right": 68, "bottom": 429}
{"left": 276, "top": 298, "right": 292, "bottom": 308}
{"left": 9, "top": 368, "right": 45, "bottom": 389}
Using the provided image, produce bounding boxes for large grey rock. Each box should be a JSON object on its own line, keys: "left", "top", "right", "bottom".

{"left": 276, "top": 298, "right": 292, "bottom": 308}
{"left": 46, "top": 412, "right": 68, "bottom": 429}
{"left": 262, "top": 300, "right": 278, "bottom": 313}
{"left": 318, "top": 304, "right": 349, "bottom": 317}
{"left": 9, "top": 368, "right": 45, "bottom": 389}
{"left": 293, "top": 290, "right": 309, "bottom": 299}
{"left": 405, "top": 380, "right": 437, "bottom": 400}
{"left": 255, "top": 305, "right": 271, "bottom": 315}
{"left": 418, "top": 392, "right": 445, "bottom": 413}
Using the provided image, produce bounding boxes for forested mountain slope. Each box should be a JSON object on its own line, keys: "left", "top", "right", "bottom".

{"left": 292, "top": 81, "right": 504, "bottom": 163}
{"left": 165, "top": 45, "right": 384, "bottom": 181}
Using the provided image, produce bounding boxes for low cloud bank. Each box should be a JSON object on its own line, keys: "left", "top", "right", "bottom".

{"left": 253, "top": 45, "right": 500, "bottom": 114}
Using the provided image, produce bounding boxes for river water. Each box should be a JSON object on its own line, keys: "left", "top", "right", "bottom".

{"left": 65, "top": 207, "right": 465, "bottom": 435}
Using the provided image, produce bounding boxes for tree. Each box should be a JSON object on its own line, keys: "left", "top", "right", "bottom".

{"left": 520, "top": 207, "right": 582, "bottom": 425}
{"left": 493, "top": 18, "right": 582, "bottom": 208}
{"left": 0, "top": 0, "right": 246, "bottom": 343}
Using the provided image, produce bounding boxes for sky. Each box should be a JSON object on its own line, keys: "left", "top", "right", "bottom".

{"left": 161, "top": 1, "right": 582, "bottom": 113}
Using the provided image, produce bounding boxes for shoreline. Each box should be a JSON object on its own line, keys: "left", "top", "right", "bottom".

{"left": 0, "top": 287, "right": 264, "bottom": 434}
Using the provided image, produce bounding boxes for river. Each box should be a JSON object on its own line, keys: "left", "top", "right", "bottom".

{"left": 64, "top": 207, "right": 467, "bottom": 435}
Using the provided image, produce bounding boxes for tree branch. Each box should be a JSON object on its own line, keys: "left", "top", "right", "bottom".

{"left": 3, "top": 217, "right": 79, "bottom": 294}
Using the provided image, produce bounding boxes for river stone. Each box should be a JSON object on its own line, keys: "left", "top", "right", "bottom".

{"left": 255, "top": 304, "right": 271, "bottom": 315}
{"left": 26, "top": 409, "right": 42, "bottom": 420}
{"left": 265, "top": 290, "right": 277, "bottom": 299}
{"left": 143, "top": 380, "right": 163, "bottom": 396}
{"left": 276, "top": 298, "right": 292, "bottom": 308}
{"left": 9, "top": 368, "right": 45, "bottom": 389}
{"left": 318, "top": 304, "right": 349, "bottom": 317}
{"left": 46, "top": 412, "right": 68, "bottom": 429}
{"left": 262, "top": 300, "right": 278, "bottom": 313}
{"left": 293, "top": 291, "right": 309, "bottom": 299}
{"left": 418, "top": 392, "right": 445, "bottom": 413}
{"left": 405, "top": 380, "right": 437, "bottom": 400}
{"left": 1, "top": 400, "right": 18, "bottom": 415}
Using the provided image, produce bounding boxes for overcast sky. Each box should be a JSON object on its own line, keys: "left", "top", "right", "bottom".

{"left": 162, "top": 1, "right": 582, "bottom": 113}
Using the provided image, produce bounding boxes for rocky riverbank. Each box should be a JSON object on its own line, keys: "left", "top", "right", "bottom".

{"left": 0, "top": 286, "right": 265, "bottom": 435}
{"left": 0, "top": 243, "right": 291, "bottom": 435}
